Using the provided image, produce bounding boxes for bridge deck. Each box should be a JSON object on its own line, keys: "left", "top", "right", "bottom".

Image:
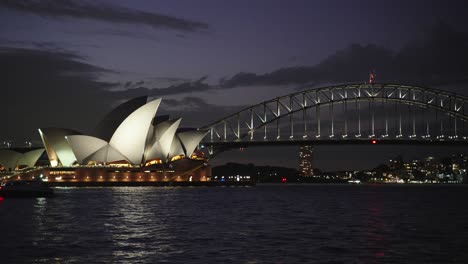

{"left": 202, "top": 138, "right": 468, "bottom": 147}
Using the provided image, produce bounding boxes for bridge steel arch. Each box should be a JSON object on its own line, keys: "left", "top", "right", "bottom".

{"left": 200, "top": 83, "right": 468, "bottom": 154}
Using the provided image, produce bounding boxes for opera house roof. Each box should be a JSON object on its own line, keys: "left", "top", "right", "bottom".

{"left": 37, "top": 97, "right": 208, "bottom": 167}
{"left": 0, "top": 148, "right": 45, "bottom": 171}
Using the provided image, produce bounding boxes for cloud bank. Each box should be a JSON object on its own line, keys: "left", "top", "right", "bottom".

{"left": 0, "top": 0, "right": 208, "bottom": 32}
{"left": 221, "top": 23, "right": 468, "bottom": 89}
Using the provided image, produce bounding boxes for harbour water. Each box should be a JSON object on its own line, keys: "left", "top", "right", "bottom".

{"left": 1, "top": 184, "right": 468, "bottom": 263}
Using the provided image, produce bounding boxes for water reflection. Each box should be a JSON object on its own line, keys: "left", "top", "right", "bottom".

{"left": 0, "top": 185, "right": 467, "bottom": 263}
{"left": 107, "top": 188, "right": 175, "bottom": 261}
{"left": 364, "top": 191, "right": 388, "bottom": 261}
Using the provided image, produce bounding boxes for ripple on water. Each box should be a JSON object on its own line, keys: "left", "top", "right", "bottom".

{"left": 0, "top": 185, "right": 468, "bottom": 263}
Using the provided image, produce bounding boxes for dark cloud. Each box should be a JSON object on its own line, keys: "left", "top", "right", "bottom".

{"left": 0, "top": 46, "right": 218, "bottom": 144}
{"left": 150, "top": 77, "right": 191, "bottom": 84}
{"left": 162, "top": 97, "right": 210, "bottom": 109}
{"left": 0, "top": 0, "right": 208, "bottom": 32}
{"left": 221, "top": 23, "right": 468, "bottom": 91}
{"left": 158, "top": 97, "right": 246, "bottom": 128}
{"left": 220, "top": 44, "right": 392, "bottom": 88}
{"left": 1, "top": 46, "right": 116, "bottom": 142}
{"left": 110, "top": 76, "right": 214, "bottom": 99}
{"left": 63, "top": 28, "right": 160, "bottom": 41}
{"left": 221, "top": 67, "right": 319, "bottom": 88}
{"left": 394, "top": 23, "right": 468, "bottom": 85}
{"left": 121, "top": 80, "right": 145, "bottom": 90}
{"left": 0, "top": 39, "right": 100, "bottom": 53}
{"left": 123, "top": 81, "right": 132, "bottom": 89}
{"left": 1, "top": 46, "right": 111, "bottom": 79}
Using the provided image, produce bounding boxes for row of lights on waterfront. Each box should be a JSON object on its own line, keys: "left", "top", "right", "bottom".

{"left": 213, "top": 175, "right": 251, "bottom": 181}
{"left": 49, "top": 175, "right": 173, "bottom": 181}
{"left": 19, "top": 175, "right": 177, "bottom": 181}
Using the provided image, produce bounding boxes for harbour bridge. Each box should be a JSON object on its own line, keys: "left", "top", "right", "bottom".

{"left": 199, "top": 83, "right": 468, "bottom": 156}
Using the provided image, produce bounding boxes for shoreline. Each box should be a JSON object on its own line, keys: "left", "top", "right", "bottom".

{"left": 48, "top": 181, "right": 256, "bottom": 187}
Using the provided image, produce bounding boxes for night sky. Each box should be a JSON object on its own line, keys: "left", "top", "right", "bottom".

{"left": 2, "top": 0, "right": 468, "bottom": 171}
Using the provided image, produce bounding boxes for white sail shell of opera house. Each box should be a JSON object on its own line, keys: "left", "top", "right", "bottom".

{"left": 0, "top": 149, "right": 22, "bottom": 171}
{"left": 177, "top": 130, "right": 210, "bottom": 157}
{"left": 109, "top": 99, "right": 161, "bottom": 165}
{"left": 39, "top": 128, "right": 80, "bottom": 167}
{"left": 92, "top": 96, "right": 148, "bottom": 141}
{"left": 66, "top": 135, "right": 129, "bottom": 164}
{"left": 0, "top": 148, "right": 44, "bottom": 171}
{"left": 88, "top": 144, "right": 128, "bottom": 164}
{"left": 168, "top": 136, "right": 185, "bottom": 159}
{"left": 144, "top": 118, "right": 181, "bottom": 162}
{"left": 17, "top": 148, "right": 45, "bottom": 168}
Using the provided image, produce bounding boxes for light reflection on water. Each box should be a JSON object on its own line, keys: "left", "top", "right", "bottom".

{"left": 1, "top": 185, "right": 468, "bottom": 263}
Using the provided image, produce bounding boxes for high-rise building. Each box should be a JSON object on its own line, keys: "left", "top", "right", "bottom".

{"left": 299, "top": 145, "right": 314, "bottom": 177}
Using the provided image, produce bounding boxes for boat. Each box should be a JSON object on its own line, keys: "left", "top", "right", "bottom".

{"left": 348, "top": 179, "right": 361, "bottom": 184}
{"left": 0, "top": 180, "right": 54, "bottom": 198}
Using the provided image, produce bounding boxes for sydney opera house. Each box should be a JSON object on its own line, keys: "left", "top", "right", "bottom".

{"left": 1, "top": 96, "right": 212, "bottom": 185}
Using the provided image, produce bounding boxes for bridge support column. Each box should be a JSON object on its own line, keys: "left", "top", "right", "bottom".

{"left": 330, "top": 101, "right": 334, "bottom": 138}
{"left": 316, "top": 105, "right": 321, "bottom": 138}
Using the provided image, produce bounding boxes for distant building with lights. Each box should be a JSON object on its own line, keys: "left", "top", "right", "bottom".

{"left": 299, "top": 145, "right": 314, "bottom": 177}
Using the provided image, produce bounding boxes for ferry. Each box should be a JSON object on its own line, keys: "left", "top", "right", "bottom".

{"left": 348, "top": 179, "right": 361, "bottom": 184}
